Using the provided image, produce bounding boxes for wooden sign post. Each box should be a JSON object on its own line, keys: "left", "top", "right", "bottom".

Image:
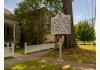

{"left": 51, "top": 12, "right": 71, "bottom": 69}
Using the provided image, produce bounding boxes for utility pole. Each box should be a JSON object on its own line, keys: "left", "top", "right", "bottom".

{"left": 92, "top": 0, "right": 94, "bottom": 25}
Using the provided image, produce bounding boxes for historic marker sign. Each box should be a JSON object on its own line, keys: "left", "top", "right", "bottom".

{"left": 51, "top": 12, "right": 71, "bottom": 35}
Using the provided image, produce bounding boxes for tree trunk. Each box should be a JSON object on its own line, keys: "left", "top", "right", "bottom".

{"left": 61, "top": 0, "right": 78, "bottom": 48}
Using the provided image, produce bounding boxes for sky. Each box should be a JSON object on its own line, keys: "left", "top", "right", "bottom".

{"left": 4, "top": 0, "right": 96, "bottom": 24}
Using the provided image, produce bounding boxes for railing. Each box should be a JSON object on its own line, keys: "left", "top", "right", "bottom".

{"left": 4, "top": 42, "right": 14, "bottom": 57}
{"left": 25, "top": 43, "right": 54, "bottom": 54}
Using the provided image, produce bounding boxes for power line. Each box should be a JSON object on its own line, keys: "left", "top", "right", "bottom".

{"left": 86, "top": 0, "right": 95, "bottom": 25}
{"left": 92, "top": 0, "right": 93, "bottom": 19}
{"left": 94, "top": 0, "right": 96, "bottom": 21}
{"left": 91, "top": 0, "right": 96, "bottom": 25}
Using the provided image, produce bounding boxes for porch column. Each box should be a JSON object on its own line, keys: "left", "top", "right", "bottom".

{"left": 13, "top": 24, "right": 16, "bottom": 47}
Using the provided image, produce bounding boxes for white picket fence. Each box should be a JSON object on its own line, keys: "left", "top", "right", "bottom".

{"left": 4, "top": 42, "right": 14, "bottom": 57}
{"left": 25, "top": 43, "right": 55, "bottom": 54}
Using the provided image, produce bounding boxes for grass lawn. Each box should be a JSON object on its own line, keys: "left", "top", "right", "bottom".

{"left": 78, "top": 44, "right": 96, "bottom": 51}
{"left": 5, "top": 60, "right": 80, "bottom": 70}
{"left": 43, "top": 44, "right": 96, "bottom": 64}
{"left": 5, "top": 44, "right": 95, "bottom": 70}
{"left": 14, "top": 44, "right": 96, "bottom": 64}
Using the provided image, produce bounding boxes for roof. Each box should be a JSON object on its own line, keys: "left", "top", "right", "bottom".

{"left": 4, "top": 9, "right": 13, "bottom": 15}
{"left": 4, "top": 8, "right": 18, "bottom": 22}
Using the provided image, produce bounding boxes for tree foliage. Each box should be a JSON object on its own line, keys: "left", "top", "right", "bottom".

{"left": 74, "top": 20, "right": 95, "bottom": 43}
{"left": 14, "top": 0, "right": 62, "bottom": 45}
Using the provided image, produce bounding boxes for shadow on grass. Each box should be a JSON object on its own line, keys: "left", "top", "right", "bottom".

{"left": 5, "top": 60, "right": 56, "bottom": 70}
{"left": 42, "top": 47, "right": 96, "bottom": 64}
{"left": 4, "top": 57, "right": 15, "bottom": 60}
{"left": 5, "top": 60, "right": 80, "bottom": 70}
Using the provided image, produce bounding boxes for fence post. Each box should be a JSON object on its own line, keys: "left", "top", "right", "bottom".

{"left": 7, "top": 42, "right": 9, "bottom": 48}
{"left": 25, "top": 42, "right": 27, "bottom": 55}
{"left": 12, "top": 42, "right": 14, "bottom": 56}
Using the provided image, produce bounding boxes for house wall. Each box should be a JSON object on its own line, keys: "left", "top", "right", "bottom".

{"left": 44, "top": 34, "right": 55, "bottom": 43}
